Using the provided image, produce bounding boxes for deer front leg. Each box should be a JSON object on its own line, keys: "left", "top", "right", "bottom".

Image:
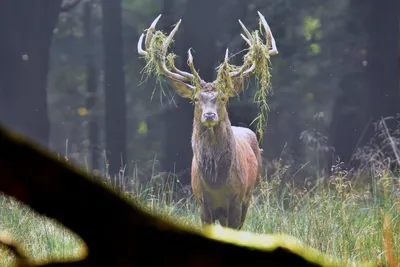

{"left": 219, "top": 199, "right": 243, "bottom": 230}
{"left": 200, "top": 192, "right": 218, "bottom": 225}
{"left": 240, "top": 201, "right": 250, "bottom": 228}
{"left": 200, "top": 204, "right": 215, "bottom": 225}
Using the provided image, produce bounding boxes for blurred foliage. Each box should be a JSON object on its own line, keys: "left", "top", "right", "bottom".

{"left": 303, "top": 16, "right": 321, "bottom": 41}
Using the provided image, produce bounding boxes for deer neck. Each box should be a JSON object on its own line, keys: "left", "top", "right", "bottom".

{"left": 192, "top": 115, "right": 236, "bottom": 188}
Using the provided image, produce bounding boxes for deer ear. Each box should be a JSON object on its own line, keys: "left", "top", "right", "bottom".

{"left": 168, "top": 79, "right": 193, "bottom": 98}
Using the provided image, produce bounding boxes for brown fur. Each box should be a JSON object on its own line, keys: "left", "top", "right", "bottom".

{"left": 185, "top": 82, "right": 262, "bottom": 230}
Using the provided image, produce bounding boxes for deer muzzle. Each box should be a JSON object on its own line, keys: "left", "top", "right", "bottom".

{"left": 202, "top": 112, "right": 218, "bottom": 127}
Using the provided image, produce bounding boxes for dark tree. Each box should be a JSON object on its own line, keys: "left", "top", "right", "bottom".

{"left": 102, "top": 0, "right": 127, "bottom": 187}
{"left": 330, "top": 0, "right": 399, "bottom": 165}
{"left": 364, "top": 0, "right": 399, "bottom": 131}
{"left": 0, "top": 0, "right": 63, "bottom": 147}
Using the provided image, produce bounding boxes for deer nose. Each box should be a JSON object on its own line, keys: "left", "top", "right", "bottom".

{"left": 204, "top": 112, "right": 216, "bottom": 121}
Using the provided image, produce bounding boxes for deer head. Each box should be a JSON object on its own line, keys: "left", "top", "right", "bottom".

{"left": 137, "top": 12, "right": 278, "bottom": 128}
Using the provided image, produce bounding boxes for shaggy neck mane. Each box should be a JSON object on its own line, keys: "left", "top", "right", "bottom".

{"left": 192, "top": 114, "right": 236, "bottom": 188}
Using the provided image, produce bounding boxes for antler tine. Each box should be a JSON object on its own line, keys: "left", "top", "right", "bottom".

{"left": 228, "top": 18, "right": 257, "bottom": 78}
{"left": 137, "top": 14, "right": 162, "bottom": 56}
{"left": 228, "top": 12, "right": 278, "bottom": 78}
{"left": 238, "top": 19, "right": 252, "bottom": 41}
{"left": 162, "top": 19, "right": 195, "bottom": 81}
{"left": 162, "top": 19, "right": 181, "bottom": 53}
{"left": 145, "top": 14, "right": 162, "bottom": 50}
{"left": 137, "top": 33, "right": 147, "bottom": 56}
{"left": 187, "top": 48, "right": 202, "bottom": 83}
{"left": 240, "top": 33, "right": 252, "bottom": 47}
{"left": 137, "top": 14, "right": 196, "bottom": 84}
{"left": 257, "top": 11, "right": 279, "bottom": 55}
{"left": 224, "top": 48, "right": 229, "bottom": 62}
{"left": 169, "top": 60, "right": 195, "bottom": 81}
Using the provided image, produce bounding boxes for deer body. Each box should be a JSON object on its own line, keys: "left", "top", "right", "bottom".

{"left": 138, "top": 12, "right": 278, "bottom": 229}
{"left": 191, "top": 118, "right": 262, "bottom": 228}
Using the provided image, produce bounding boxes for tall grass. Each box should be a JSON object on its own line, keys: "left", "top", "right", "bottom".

{"left": 0, "top": 163, "right": 398, "bottom": 266}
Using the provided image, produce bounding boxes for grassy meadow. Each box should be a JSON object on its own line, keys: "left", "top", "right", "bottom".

{"left": 0, "top": 161, "right": 399, "bottom": 266}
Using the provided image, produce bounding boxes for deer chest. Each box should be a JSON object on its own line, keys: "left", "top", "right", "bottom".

{"left": 200, "top": 180, "right": 233, "bottom": 209}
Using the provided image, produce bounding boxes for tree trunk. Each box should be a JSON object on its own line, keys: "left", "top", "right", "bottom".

{"left": 0, "top": 0, "right": 62, "bottom": 147}
{"left": 102, "top": 0, "right": 127, "bottom": 188}
{"left": 84, "top": 2, "right": 100, "bottom": 171}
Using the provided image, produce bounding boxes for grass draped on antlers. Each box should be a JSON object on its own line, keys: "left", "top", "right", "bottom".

{"left": 140, "top": 18, "right": 273, "bottom": 141}
{"left": 216, "top": 19, "right": 273, "bottom": 142}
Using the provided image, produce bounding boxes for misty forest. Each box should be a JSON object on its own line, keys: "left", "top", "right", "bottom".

{"left": 0, "top": 0, "right": 399, "bottom": 266}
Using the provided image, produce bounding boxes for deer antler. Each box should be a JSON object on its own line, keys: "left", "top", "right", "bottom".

{"left": 138, "top": 12, "right": 278, "bottom": 96}
{"left": 137, "top": 14, "right": 200, "bottom": 89}
{"left": 229, "top": 11, "right": 278, "bottom": 79}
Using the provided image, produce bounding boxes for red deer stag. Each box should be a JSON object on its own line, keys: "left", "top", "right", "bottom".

{"left": 137, "top": 12, "right": 278, "bottom": 229}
